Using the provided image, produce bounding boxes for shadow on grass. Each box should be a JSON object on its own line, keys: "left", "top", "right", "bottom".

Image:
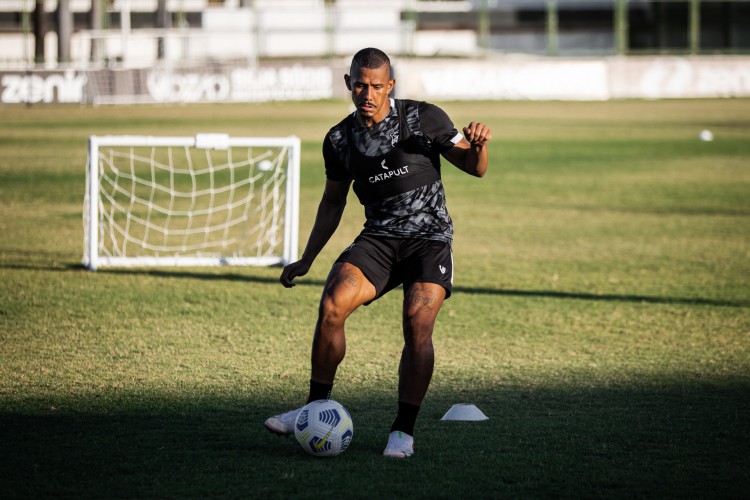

{"left": 5, "top": 261, "right": 744, "bottom": 309}
{"left": 98, "top": 268, "right": 750, "bottom": 308}
{"left": 451, "top": 286, "right": 749, "bottom": 308}
{"left": 2, "top": 379, "right": 748, "bottom": 498}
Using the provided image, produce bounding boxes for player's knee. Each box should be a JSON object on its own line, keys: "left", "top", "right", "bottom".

{"left": 403, "top": 316, "right": 435, "bottom": 346}
{"left": 318, "top": 295, "right": 348, "bottom": 330}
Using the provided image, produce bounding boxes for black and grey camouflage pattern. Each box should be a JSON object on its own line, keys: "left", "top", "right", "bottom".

{"left": 362, "top": 180, "right": 453, "bottom": 243}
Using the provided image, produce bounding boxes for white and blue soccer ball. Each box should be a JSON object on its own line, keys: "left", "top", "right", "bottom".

{"left": 294, "top": 399, "right": 353, "bottom": 457}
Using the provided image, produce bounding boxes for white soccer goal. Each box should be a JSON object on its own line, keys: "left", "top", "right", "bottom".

{"left": 83, "top": 133, "right": 300, "bottom": 271}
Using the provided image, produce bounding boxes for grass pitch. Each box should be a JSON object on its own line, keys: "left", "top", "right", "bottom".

{"left": 1, "top": 99, "right": 749, "bottom": 498}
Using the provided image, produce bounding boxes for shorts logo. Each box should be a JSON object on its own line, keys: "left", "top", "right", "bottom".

{"left": 344, "top": 243, "right": 356, "bottom": 253}
{"left": 381, "top": 159, "right": 389, "bottom": 170}
{"left": 439, "top": 265, "right": 447, "bottom": 274}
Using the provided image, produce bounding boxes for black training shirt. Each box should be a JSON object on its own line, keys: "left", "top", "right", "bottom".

{"left": 323, "top": 98, "right": 462, "bottom": 243}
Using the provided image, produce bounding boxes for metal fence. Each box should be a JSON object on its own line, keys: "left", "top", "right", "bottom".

{"left": 435, "top": 0, "right": 750, "bottom": 56}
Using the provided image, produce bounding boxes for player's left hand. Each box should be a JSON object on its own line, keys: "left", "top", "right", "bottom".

{"left": 463, "top": 122, "right": 492, "bottom": 147}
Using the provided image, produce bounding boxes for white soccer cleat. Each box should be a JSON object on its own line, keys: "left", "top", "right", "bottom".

{"left": 264, "top": 408, "right": 301, "bottom": 436}
{"left": 383, "top": 430, "right": 415, "bottom": 458}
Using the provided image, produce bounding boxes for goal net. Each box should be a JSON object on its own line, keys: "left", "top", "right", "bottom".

{"left": 83, "top": 134, "right": 300, "bottom": 271}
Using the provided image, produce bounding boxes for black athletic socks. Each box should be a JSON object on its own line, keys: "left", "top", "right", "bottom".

{"left": 307, "top": 383, "right": 420, "bottom": 436}
{"left": 307, "top": 379, "right": 333, "bottom": 403}
{"left": 390, "top": 401, "right": 420, "bottom": 436}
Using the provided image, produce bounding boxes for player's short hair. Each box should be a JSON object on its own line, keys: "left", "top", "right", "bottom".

{"left": 351, "top": 48, "right": 391, "bottom": 74}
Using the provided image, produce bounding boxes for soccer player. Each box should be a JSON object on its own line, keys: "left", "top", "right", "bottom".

{"left": 265, "top": 47, "right": 492, "bottom": 458}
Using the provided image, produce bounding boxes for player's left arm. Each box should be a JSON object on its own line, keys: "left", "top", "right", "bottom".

{"left": 442, "top": 121, "right": 492, "bottom": 178}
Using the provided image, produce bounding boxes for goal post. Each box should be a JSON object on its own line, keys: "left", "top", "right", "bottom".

{"left": 83, "top": 133, "right": 300, "bottom": 271}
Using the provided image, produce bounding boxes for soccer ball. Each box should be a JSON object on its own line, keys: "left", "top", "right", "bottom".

{"left": 294, "top": 399, "right": 353, "bottom": 457}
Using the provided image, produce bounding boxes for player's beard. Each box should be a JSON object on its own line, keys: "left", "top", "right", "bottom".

{"left": 356, "top": 100, "right": 385, "bottom": 125}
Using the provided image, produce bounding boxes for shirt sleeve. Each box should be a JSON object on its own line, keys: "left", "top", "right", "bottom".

{"left": 323, "top": 133, "right": 351, "bottom": 182}
{"left": 418, "top": 102, "right": 463, "bottom": 153}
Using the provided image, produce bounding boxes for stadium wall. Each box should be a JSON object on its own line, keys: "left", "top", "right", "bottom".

{"left": 1, "top": 56, "right": 749, "bottom": 105}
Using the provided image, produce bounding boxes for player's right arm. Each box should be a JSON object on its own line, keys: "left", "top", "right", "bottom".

{"left": 280, "top": 178, "right": 351, "bottom": 288}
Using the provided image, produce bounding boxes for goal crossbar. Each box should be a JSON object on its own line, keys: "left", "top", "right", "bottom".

{"left": 83, "top": 133, "right": 300, "bottom": 271}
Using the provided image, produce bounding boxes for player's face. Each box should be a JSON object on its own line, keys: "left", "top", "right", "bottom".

{"left": 345, "top": 63, "right": 394, "bottom": 127}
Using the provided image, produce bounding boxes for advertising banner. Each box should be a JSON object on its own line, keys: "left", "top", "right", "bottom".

{"left": 1, "top": 57, "right": 749, "bottom": 105}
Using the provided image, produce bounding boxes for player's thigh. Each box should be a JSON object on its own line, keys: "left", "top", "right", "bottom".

{"left": 321, "top": 262, "right": 378, "bottom": 317}
{"left": 402, "top": 281, "right": 446, "bottom": 331}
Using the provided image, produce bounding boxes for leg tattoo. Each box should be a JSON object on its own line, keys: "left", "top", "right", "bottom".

{"left": 407, "top": 286, "right": 438, "bottom": 312}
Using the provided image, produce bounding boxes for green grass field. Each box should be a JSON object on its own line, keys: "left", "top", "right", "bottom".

{"left": 1, "top": 99, "right": 749, "bottom": 498}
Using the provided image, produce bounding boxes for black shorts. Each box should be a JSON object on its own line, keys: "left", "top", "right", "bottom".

{"left": 335, "top": 234, "right": 453, "bottom": 301}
